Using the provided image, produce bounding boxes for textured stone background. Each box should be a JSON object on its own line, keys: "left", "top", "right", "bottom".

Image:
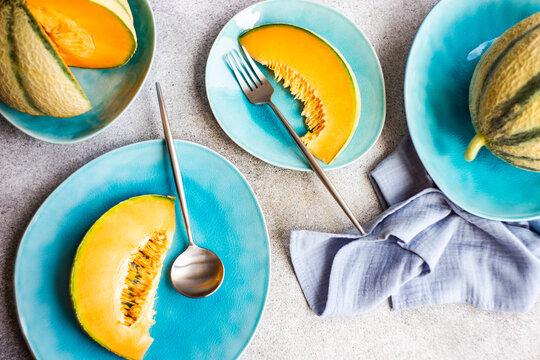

{"left": 1, "top": 0, "right": 539, "bottom": 359}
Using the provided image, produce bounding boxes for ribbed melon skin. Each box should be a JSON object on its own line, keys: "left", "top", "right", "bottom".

{"left": 466, "top": 12, "right": 540, "bottom": 172}
{"left": 0, "top": 0, "right": 92, "bottom": 117}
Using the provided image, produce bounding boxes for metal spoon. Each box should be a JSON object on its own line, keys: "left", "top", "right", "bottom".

{"left": 156, "top": 82, "right": 225, "bottom": 298}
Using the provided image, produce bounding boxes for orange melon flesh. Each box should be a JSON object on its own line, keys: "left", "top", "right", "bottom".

{"left": 239, "top": 24, "right": 361, "bottom": 164}
{"left": 71, "top": 195, "right": 176, "bottom": 360}
{"left": 27, "top": 0, "right": 137, "bottom": 68}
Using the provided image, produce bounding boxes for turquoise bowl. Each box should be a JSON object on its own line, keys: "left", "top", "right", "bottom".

{"left": 405, "top": 0, "right": 540, "bottom": 221}
{"left": 15, "top": 140, "right": 270, "bottom": 359}
{"left": 206, "top": 0, "right": 385, "bottom": 171}
{"left": 0, "top": 0, "right": 155, "bottom": 143}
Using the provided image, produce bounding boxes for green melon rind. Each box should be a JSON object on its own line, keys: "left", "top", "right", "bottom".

{"left": 486, "top": 71, "right": 540, "bottom": 140}
{"left": 0, "top": 1, "right": 43, "bottom": 115}
{"left": 16, "top": 3, "right": 86, "bottom": 95}
{"left": 482, "top": 29, "right": 540, "bottom": 140}
{"left": 469, "top": 13, "right": 540, "bottom": 132}
{"left": 492, "top": 126, "right": 540, "bottom": 147}
{"left": 494, "top": 149, "right": 540, "bottom": 161}
{"left": 70, "top": 195, "right": 175, "bottom": 360}
{"left": 0, "top": 0, "right": 93, "bottom": 117}
{"left": 0, "top": 0, "right": 136, "bottom": 118}
{"left": 492, "top": 137, "right": 540, "bottom": 160}
{"left": 12, "top": 2, "right": 92, "bottom": 117}
{"left": 492, "top": 149, "right": 540, "bottom": 171}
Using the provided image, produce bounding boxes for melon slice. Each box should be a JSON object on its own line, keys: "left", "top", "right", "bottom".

{"left": 27, "top": 0, "right": 137, "bottom": 68}
{"left": 71, "top": 195, "right": 176, "bottom": 360}
{"left": 0, "top": 0, "right": 137, "bottom": 117}
{"left": 239, "top": 24, "right": 361, "bottom": 164}
{"left": 0, "top": 0, "right": 91, "bottom": 117}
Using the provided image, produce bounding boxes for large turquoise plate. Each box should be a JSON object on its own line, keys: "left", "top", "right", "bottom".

{"left": 0, "top": 0, "right": 155, "bottom": 144}
{"left": 14, "top": 140, "right": 270, "bottom": 359}
{"left": 206, "top": 0, "right": 385, "bottom": 171}
{"left": 405, "top": 0, "right": 540, "bottom": 221}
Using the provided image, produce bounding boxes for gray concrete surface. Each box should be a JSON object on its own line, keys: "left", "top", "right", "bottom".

{"left": 1, "top": 0, "right": 539, "bottom": 359}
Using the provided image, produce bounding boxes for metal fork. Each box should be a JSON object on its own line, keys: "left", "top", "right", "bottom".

{"left": 226, "top": 46, "right": 365, "bottom": 235}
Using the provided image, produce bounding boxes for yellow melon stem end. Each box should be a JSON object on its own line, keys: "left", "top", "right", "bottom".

{"left": 464, "top": 134, "right": 486, "bottom": 162}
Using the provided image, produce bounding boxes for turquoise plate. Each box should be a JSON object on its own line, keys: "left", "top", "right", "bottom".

{"left": 14, "top": 140, "right": 270, "bottom": 359}
{"left": 0, "top": 0, "right": 155, "bottom": 144}
{"left": 405, "top": 0, "right": 540, "bottom": 221}
{"left": 206, "top": 0, "right": 385, "bottom": 171}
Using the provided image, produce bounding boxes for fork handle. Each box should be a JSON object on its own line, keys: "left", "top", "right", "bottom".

{"left": 267, "top": 101, "right": 365, "bottom": 235}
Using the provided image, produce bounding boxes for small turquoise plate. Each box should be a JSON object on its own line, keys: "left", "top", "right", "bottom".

{"left": 405, "top": 0, "right": 540, "bottom": 221}
{"left": 206, "top": 0, "right": 385, "bottom": 171}
{"left": 0, "top": 0, "right": 155, "bottom": 144}
{"left": 14, "top": 141, "right": 270, "bottom": 359}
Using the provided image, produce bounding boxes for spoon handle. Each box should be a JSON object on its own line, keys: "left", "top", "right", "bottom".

{"left": 156, "top": 82, "right": 194, "bottom": 246}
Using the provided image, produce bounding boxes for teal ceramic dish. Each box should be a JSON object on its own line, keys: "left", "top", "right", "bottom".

{"left": 14, "top": 140, "right": 270, "bottom": 359}
{"left": 405, "top": 0, "right": 540, "bottom": 221}
{"left": 0, "top": 0, "right": 156, "bottom": 144}
{"left": 206, "top": 0, "right": 385, "bottom": 171}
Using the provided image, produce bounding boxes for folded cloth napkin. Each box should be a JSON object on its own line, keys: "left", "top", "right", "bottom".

{"left": 290, "top": 136, "right": 540, "bottom": 316}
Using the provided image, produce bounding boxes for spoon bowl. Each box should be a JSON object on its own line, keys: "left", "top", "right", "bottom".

{"left": 171, "top": 245, "right": 225, "bottom": 298}
{"left": 156, "top": 82, "right": 225, "bottom": 298}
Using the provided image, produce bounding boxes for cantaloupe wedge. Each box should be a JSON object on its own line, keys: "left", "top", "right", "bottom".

{"left": 27, "top": 0, "right": 137, "bottom": 68}
{"left": 0, "top": 0, "right": 137, "bottom": 117}
{"left": 0, "top": 0, "right": 91, "bottom": 117}
{"left": 239, "top": 24, "right": 361, "bottom": 164}
{"left": 71, "top": 195, "right": 176, "bottom": 360}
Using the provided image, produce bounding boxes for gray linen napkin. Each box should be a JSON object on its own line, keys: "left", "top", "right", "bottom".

{"left": 290, "top": 136, "right": 540, "bottom": 316}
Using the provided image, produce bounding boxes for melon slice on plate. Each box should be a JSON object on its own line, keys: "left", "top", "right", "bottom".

{"left": 0, "top": 0, "right": 137, "bottom": 117}
{"left": 0, "top": 0, "right": 92, "bottom": 117}
{"left": 239, "top": 24, "right": 361, "bottom": 165}
{"left": 71, "top": 195, "right": 176, "bottom": 360}
{"left": 27, "top": 0, "right": 137, "bottom": 68}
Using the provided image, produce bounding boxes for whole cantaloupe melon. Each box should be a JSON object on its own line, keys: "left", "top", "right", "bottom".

{"left": 464, "top": 12, "right": 540, "bottom": 172}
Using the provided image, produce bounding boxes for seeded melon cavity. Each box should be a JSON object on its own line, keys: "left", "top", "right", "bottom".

{"left": 26, "top": 0, "right": 137, "bottom": 68}
{"left": 239, "top": 24, "right": 361, "bottom": 164}
{"left": 71, "top": 195, "right": 176, "bottom": 360}
{"left": 0, "top": 0, "right": 137, "bottom": 117}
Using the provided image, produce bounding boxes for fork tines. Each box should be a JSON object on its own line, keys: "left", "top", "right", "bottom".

{"left": 226, "top": 47, "right": 266, "bottom": 92}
